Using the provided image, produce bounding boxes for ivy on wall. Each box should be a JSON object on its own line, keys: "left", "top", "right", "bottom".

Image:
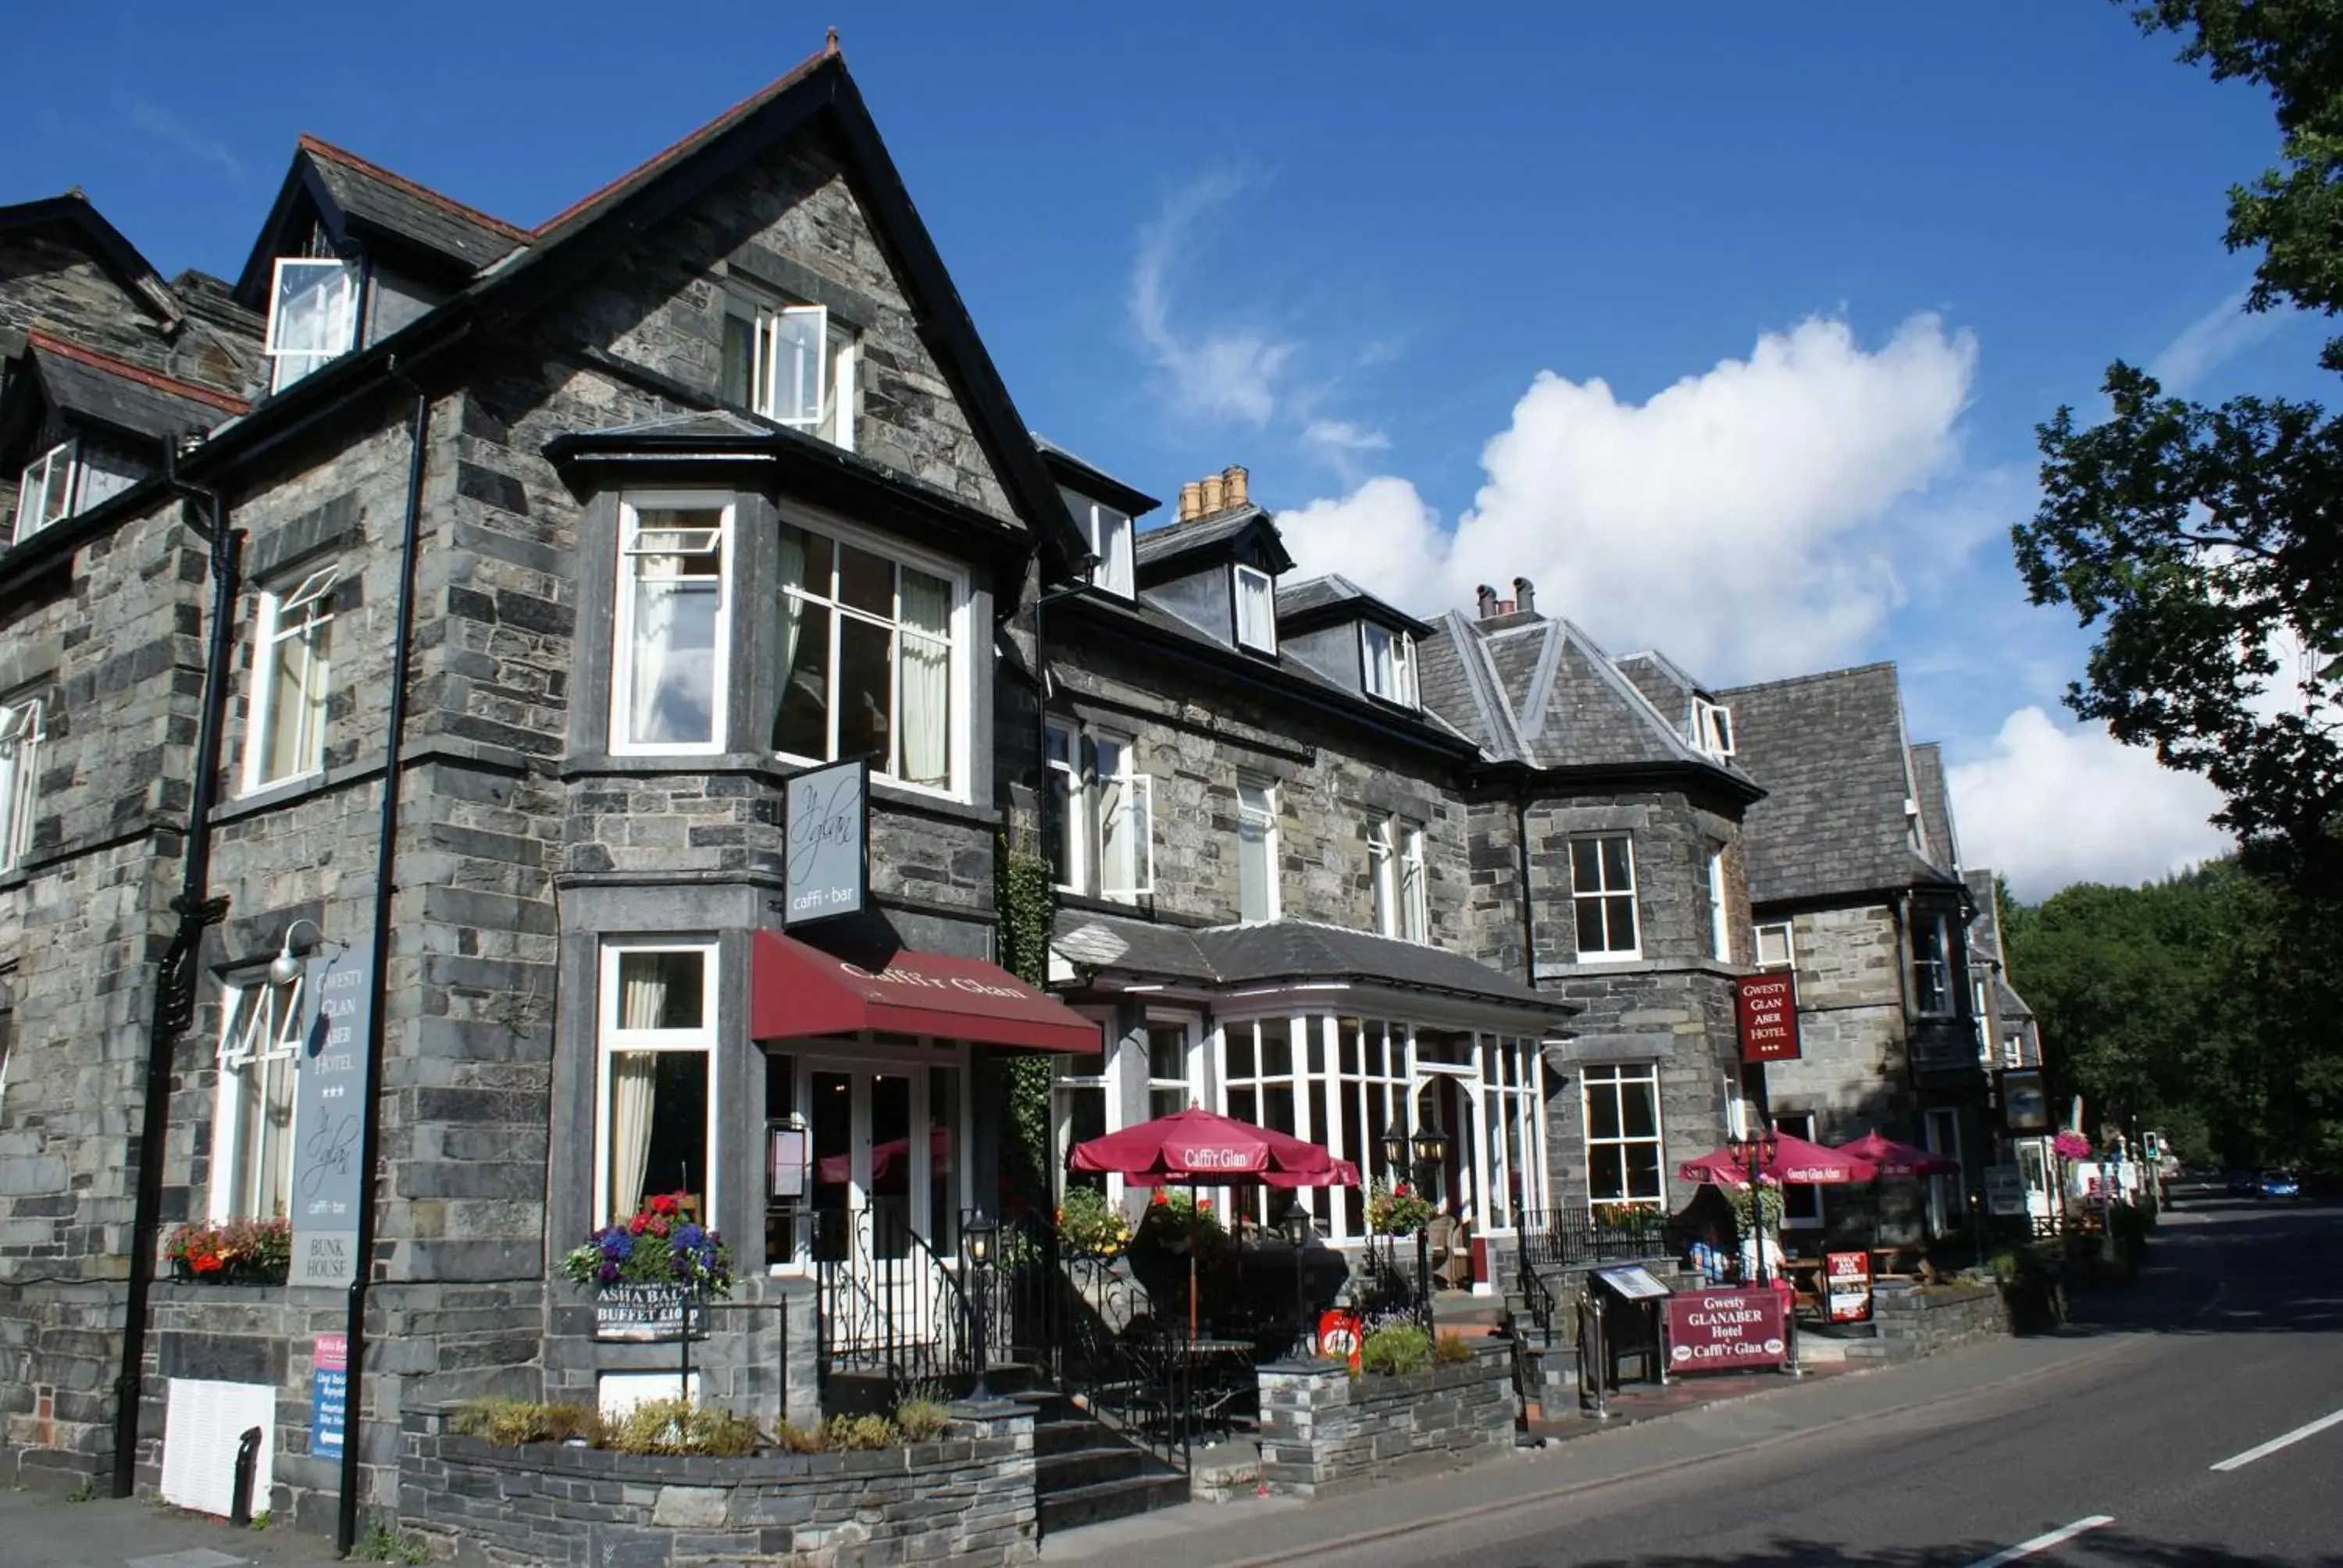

{"left": 996, "top": 839, "right": 1057, "bottom": 1208}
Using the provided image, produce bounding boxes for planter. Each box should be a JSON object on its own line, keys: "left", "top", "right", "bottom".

{"left": 167, "top": 1260, "right": 289, "bottom": 1288}
{"left": 1258, "top": 1342, "right": 1517, "bottom": 1498}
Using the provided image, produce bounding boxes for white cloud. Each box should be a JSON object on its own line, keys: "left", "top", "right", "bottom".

{"left": 1946, "top": 707, "right": 2230, "bottom": 900}
{"left": 2146, "top": 288, "right": 2290, "bottom": 395}
{"left": 116, "top": 92, "right": 248, "bottom": 185}
{"left": 1278, "top": 315, "right": 1979, "bottom": 679}
{"left": 1129, "top": 172, "right": 1295, "bottom": 425}
{"left": 1302, "top": 419, "right": 1389, "bottom": 453}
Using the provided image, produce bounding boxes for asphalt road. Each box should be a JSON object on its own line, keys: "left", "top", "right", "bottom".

{"left": 1327, "top": 1198, "right": 2343, "bottom": 1568}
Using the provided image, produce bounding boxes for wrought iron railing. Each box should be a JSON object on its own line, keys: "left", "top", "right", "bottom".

{"left": 1514, "top": 1241, "right": 1558, "bottom": 1346}
{"left": 1515, "top": 1208, "right": 1689, "bottom": 1273}
{"left": 806, "top": 1204, "right": 978, "bottom": 1398}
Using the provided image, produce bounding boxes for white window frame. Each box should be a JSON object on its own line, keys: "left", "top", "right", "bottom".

{"left": 1581, "top": 1062, "right": 1665, "bottom": 1211}
{"left": 1045, "top": 722, "right": 1083, "bottom": 895}
{"left": 1094, "top": 733, "right": 1154, "bottom": 902}
{"left": 1371, "top": 815, "right": 1428, "bottom": 943}
{"left": 1361, "top": 623, "right": 1418, "bottom": 707}
{"left": 1754, "top": 921, "right": 1795, "bottom": 971}
{"left": 773, "top": 511, "right": 971, "bottom": 800}
{"left": 1706, "top": 846, "right": 1731, "bottom": 962}
{"left": 723, "top": 295, "right": 858, "bottom": 451}
{"left": 1569, "top": 833, "right": 1641, "bottom": 961}
{"left": 1061, "top": 489, "right": 1134, "bottom": 598}
{"left": 1233, "top": 565, "right": 1277, "bottom": 654}
{"left": 0, "top": 697, "right": 43, "bottom": 873}
{"left": 12, "top": 441, "right": 79, "bottom": 543}
{"left": 1236, "top": 776, "right": 1281, "bottom": 923}
{"left": 1913, "top": 910, "right": 1955, "bottom": 1017}
{"left": 594, "top": 940, "right": 720, "bottom": 1229}
{"left": 1142, "top": 1014, "right": 1200, "bottom": 1123}
{"left": 265, "top": 257, "right": 359, "bottom": 393}
{"left": 1694, "top": 699, "right": 1735, "bottom": 758}
{"left": 1775, "top": 1110, "right": 1825, "bottom": 1230}
{"left": 211, "top": 971, "right": 306, "bottom": 1222}
{"left": 611, "top": 494, "right": 733, "bottom": 757}
{"left": 243, "top": 564, "right": 338, "bottom": 793}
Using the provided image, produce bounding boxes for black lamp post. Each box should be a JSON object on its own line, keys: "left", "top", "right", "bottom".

{"left": 963, "top": 1208, "right": 998, "bottom": 1400}
{"left": 1279, "top": 1201, "right": 1314, "bottom": 1352}
{"left": 1729, "top": 1128, "right": 1780, "bottom": 1285}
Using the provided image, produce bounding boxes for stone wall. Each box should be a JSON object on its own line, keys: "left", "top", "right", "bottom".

{"left": 397, "top": 1400, "right": 1038, "bottom": 1567}
{"left": 1257, "top": 1342, "right": 1516, "bottom": 1498}
{"left": 1865, "top": 1278, "right": 2010, "bottom": 1361}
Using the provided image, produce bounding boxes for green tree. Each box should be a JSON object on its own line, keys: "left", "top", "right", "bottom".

{"left": 2015, "top": 2, "right": 2343, "bottom": 882}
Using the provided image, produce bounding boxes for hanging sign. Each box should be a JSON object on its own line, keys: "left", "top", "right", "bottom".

{"left": 1735, "top": 973, "right": 1802, "bottom": 1063}
{"left": 1824, "top": 1250, "right": 1873, "bottom": 1323}
{"left": 290, "top": 948, "right": 373, "bottom": 1288}
{"left": 310, "top": 1333, "right": 348, "bottom": 1459}
{"left": 1664, "top": 1286, "right": 1789, "bottom": 1372}
{"left": 1985, "top": 1164, "right": 2027, "bottom": 1217}
{"left": 783, "top": 758, "right": 868, "bottom": 925}
{"left": 593, "top": 1283, "right": 706, "bottom": 1342}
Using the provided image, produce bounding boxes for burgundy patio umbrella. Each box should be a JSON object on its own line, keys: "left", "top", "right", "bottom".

{"left": 1677, "top": 1131, "right": 1878, "bottom": 1187}
{"left": 1834, "top": 1129, "right": 1960, "bottom": 1252}
{"left": 1068, "top": 1106, "right": 1360, "bottom": 1335}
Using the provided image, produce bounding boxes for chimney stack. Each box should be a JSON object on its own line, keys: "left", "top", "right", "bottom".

{"left": 1179, "top": 480, "right": 1204, "bottom": 522}
{"left": 1221, "top": 464, "right": 1249, "bottom": 509}
{"left": 1475, "top": 584, "right": 1499, "bottom": 618}
{"left": 1200, "top": 472, "right": 1226, "bottom": 514}
{"left": 1513, "top": 576, "right": 1537, "bottom": 616}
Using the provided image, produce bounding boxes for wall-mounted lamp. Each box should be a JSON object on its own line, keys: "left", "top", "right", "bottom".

{"left": 268, "top": 918, "right": 331, "bottom": 986}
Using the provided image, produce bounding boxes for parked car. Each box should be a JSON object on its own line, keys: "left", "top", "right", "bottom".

{"left": 2259, "top": 1169, "right": 2302, "bottom": 1201}
{"left": 2227, "top": 1170, "right": 2261, "bottom": 1196}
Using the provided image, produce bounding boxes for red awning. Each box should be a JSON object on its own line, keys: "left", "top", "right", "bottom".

{"left": 749, "top": 931, "right": 1100, "bottom": 1053}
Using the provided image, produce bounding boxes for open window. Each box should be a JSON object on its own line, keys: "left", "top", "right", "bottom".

{"left": 12, "top": 443, "right": 77, "bottom": 544}
{"left": 1061, "top": 488, "right": 1134, "bottom": 597}
{"left": 213, "top": 971, "right": 305, "bottom": 1221}
{"left": 1233, "top": 565, "right": 1277, "bottom": 654}
{"left": 1095, "top": 735, "right": 1155, "bottom": 900}
{"left": 1362, "top": 623, "right": 1418, "bottom": 707}
{"left": 246, "top": 565, "right": 337, "bottom": 791}
{"left": 614, "top": 500, "right": 730, "bottom": 754}
{"left": 722, "top": 296, "right": 857, "bottom": 450}
{"left": 1694, "top": 699, "right": 1735, "bottom": 758}
{"left": 265, "top": 258, "right": 359, "bottom": 393}
{"left": 0, "top": 697, "right": 43, "bottom": 872}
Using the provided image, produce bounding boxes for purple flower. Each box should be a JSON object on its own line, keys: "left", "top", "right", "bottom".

{"left": 597, "top": 1260, "right": 619, "bottom": 1285}
{"left": 676, "top": 1223, "right": 704, "bottom": 1249}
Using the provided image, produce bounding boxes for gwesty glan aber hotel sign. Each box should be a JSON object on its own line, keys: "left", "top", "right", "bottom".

{"left": 1735, "top": 972, "right": 1802, "bottom": 1064}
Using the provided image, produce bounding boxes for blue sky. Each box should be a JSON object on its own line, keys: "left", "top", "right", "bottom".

{"left": 6, "top": 2, "right": 2313, "bottom": 895}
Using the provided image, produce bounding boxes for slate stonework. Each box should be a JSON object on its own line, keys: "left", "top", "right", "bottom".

{"left": 1257, "top": 1343, "right": 1517, "bottom": 1498}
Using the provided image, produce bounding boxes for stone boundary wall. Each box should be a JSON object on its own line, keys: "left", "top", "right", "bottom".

{"left": 1869, "top": 1279, "right": 2010, "bottom": 1361}
{"left": 398, "top": 1400, "right": 1037, "bottom": 1566}
{"left": 1257, "top": 1342, "right": 1516, "bottom": 1498}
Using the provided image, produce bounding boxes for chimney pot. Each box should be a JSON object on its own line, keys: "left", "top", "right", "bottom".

{"left": 1200, "top": 473, "right": 1226, "bottom": 514}
{"left": 1496, "top": 599, "right": 1515, "bottom": 615}
{"left": 1179, "top": 481, "right": 1203, "bottom": 522}
{"left": 1513, "top": 576, "right": 1537, "bottom": 616}
{"left": 1221, "top": 465, "right": 1250, "bottom": 509}
{"left": 1475, "top": 584, "right": 1499, "bottom": 618}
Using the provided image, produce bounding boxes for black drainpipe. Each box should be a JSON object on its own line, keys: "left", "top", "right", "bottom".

{"left": 335, "top": 375, "right": 430, "bottom": 1554}
{"left": 112, "top": 444, "right": 240, "bottom": 1498}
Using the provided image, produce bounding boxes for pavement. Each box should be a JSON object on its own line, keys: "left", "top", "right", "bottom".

{"left": 7, "top": 1198, "right": 2333, "bottom": 1567}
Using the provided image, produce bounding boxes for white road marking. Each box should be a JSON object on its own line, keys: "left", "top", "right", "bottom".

{"left": 2210, "top": 1406, "right": 2343, "bottom": 1472}
{"left": 1963, "top": 1515, "right": 2116, "bottom": 1567}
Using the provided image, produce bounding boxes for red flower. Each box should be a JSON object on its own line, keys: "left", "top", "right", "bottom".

{"left": 1394, "top": 1182, "right": 1410, "bottom": 1197}
{"left": 629, "top": 1214, "right": 647, "bottom": 1235}
{"left": 651, "top": 1193, "right": 681, "bottom": 1217}
{"left": 1197, "top": 1199, "right": 1213, "bottom": 1213}
{"left": 1150, "top": 1190, "right": 1169, "bottom": 1206}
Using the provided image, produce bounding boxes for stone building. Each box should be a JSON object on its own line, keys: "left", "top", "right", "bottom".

{"left": 0, "top": 41, "right": 1108, "bottom": 1531}
{"left": 1718, "top": 663, "right": 1988, "bottom": 1242}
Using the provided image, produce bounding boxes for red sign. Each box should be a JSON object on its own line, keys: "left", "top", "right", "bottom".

{"left": 1824, "top": 1250, "right": 1873, "bottom": 1323}
{"left": 1317, "top": 1310, "right": 1363, "bottom": 1372}
{"left": 1736, "top": 973, "right": 1802, "bottom": 1063}
{"left": 1664, "top": 1287, "right": 1790, "bottom": 1373}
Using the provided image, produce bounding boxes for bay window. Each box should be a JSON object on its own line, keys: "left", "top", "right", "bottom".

{"left": 246, "top": 565, "right": 337, "bottom": 791}
{"left": 0, "top": 697, "right": 43, "bottom": 872}
{"left": 721, "top": 294, "right": 858, "bottom": 450}
{"left": 213, "top": 972, "right": 305, "bottom": 1221}
{"left": 1146, "top": 1021, "right": 1194, "bottom": 1121}
{"left": 266, "top": 258, "right": 358, "bottom": 393}
{"left": 1570, "top": 834, "right": 1640, "bottom": 960}
{"left": 1362, "top": 623, "right": 1417, "bottom": 707}
{"left": 597, "top": 943, "right": 716, "bottom": 1227}
{"left": 613, "top": 499, "right": 730, "bottom": 754}
{"left": 1582, "top": 1063, "right": 1664, "bottom": 1209}
{"left": 1234, "top": 565, "right": 1276, "bottom": 653}
{"left": 1913, "top": 910, "right": 1955, "bottom": 1017}
{"left": 774, "top": 519, "right": 963, "bottom": 795}
{"left": 1236, "top": 776, "right": 1279, "bottom": 922}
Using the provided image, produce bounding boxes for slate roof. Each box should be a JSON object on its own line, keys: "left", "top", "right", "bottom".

{"left": 27, "top": 331, "right": 248, "bottom": 440}
{"left": 1132, "top": 504, "right": 1287, "bottom": 571}
{"left": 1911, "top": 743, "right": 1957, "bottom": 874}
{"left": 1718, "top": 663, "right": 1961, "bottom": 906}
{"left": 1274, "top": 573, "right": 1437, "bottom": 636}
{"left": 1051, "top": 911, "right": 1571, "bottom": 1015}
{"left": 1613, "top": 650, "right": 1696, "bottom": 726}
{"left": 299, "top": 135, "right": 528, "bottom": 273}
{"left": 1416, "top": 611, "right": 1753, "bottom": 786}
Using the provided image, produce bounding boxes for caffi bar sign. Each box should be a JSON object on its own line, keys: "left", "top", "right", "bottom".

{"left": 1736, "top": 972, "right": 1802, "bottom": 1064}
{"left": 784, "top": 758, "right": 867, "bottom": 925}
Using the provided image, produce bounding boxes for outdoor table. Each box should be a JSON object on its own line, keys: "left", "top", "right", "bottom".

{"left": 1167, "top": 1338, "right": 1256, "bottom": 1438}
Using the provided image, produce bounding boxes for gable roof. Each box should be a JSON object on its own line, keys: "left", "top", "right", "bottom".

{"left": 1132, "top": 502, "right": 1294, "bottom": 577}
{"left": 56, "top": 43, "right": 1089, "bottom": 579}
{"left": 0, "top": 194, "right": 182, "bottom": 327}
{"left": 301, "top": 135, "right": 529, "bottom": 269}
{"left": 1032, "top": 433, "right": 1161, "bottom": 520}
{"left": 1274, "top": 572, "right": 1436, "bottom": 637}
{"left": 1719, "top": 662, "right": 1961, "bottom": 906}
{"left": 23, "top": 330, "right": 249, "bottom": 440}
{"left": 1910, "top": 741, "right": 1958, "bottom": 874}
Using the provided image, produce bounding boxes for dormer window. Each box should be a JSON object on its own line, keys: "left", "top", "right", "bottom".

{"left": 1061, "top": 488, "right": 1133, "bottom": 597}
{"left": 721, "top": 294, "right": 857, "bottom": 451}
{"left": 265, "top": 258, "right": 359, "bottom": 393}
{"left": 1234, "top": 565, "right": 1276, "bottom": 654}
{"left": 1694, "top": 699, "right": 1735, "bottom": 758}
{"left": 1363, "top": 623, "right": 1418, "bottom": 707}
{"left": 12, "top": 442, "right": 77, "bottom": 544}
